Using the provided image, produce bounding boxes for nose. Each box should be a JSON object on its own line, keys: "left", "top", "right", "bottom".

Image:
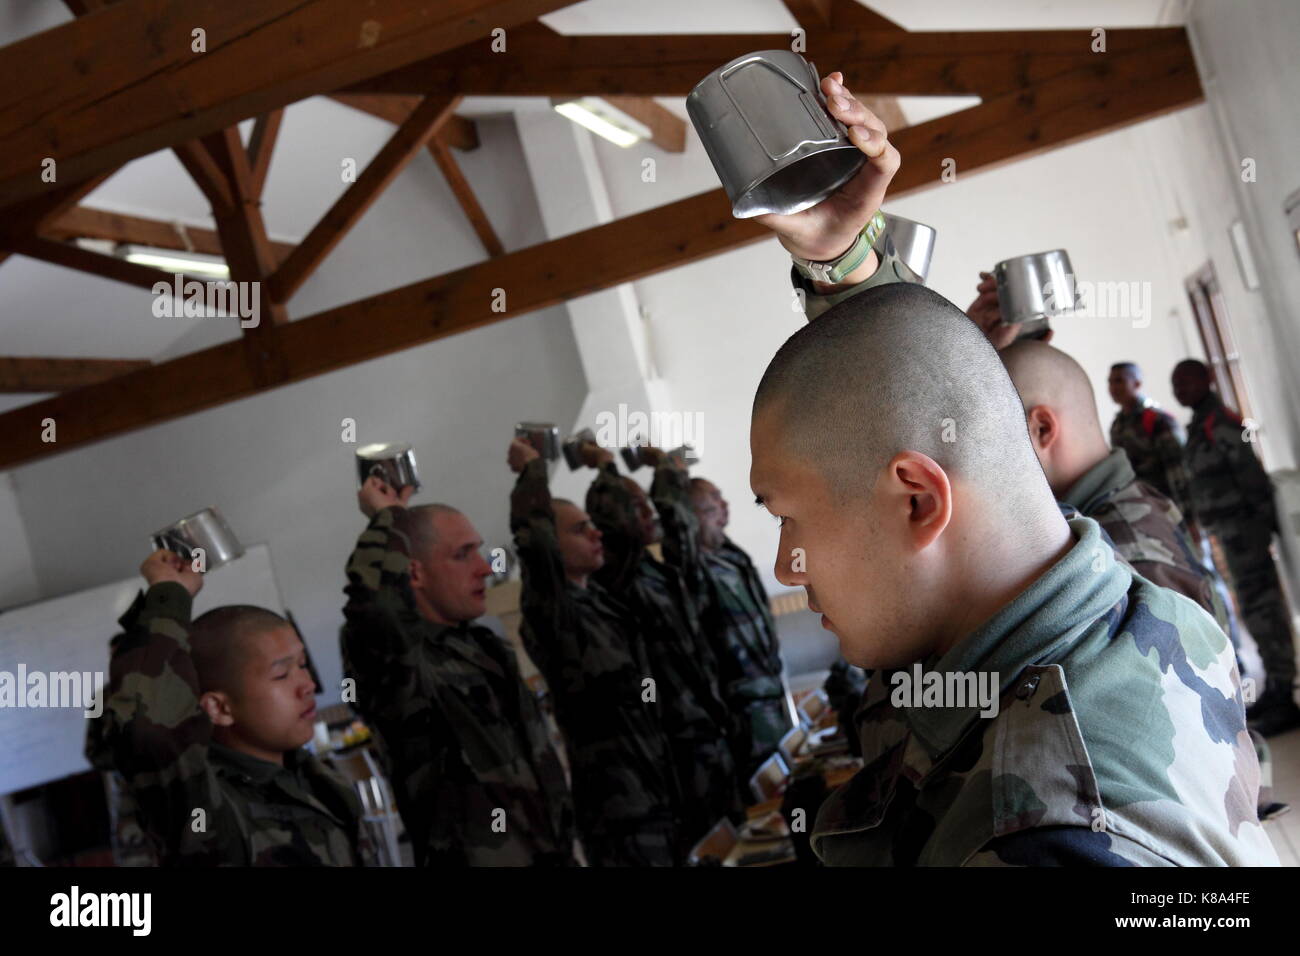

{"left": 773, "top": 533, "right": 805, "bottom": 588}
{"left": 473, "top": 554, "right": 492, "bottom": 578}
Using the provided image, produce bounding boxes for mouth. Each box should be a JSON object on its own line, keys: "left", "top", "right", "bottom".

{"left": 472, "top": 586, "right": 486, "bottom": 599}
{"left": 300, "top": 703, "right": 317, "bottom": 720}
{"left": 819, "top": 614, "right": 833, "bottom": 631}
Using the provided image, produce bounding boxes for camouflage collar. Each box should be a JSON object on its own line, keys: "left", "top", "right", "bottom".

{"left": 900, "top": 516, "right": 1132, "bottom": 768}
{"left": 1061, "top": 448, "right": 1136, "bottom": 515}
{"left": 210, "top": 741, "right": 303, "bottom": 785}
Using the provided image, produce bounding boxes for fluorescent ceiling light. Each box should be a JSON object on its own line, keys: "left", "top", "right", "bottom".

{"left": 552, "top": 97, "right": 652, "bottom": 148}
{"left": 116, "top": 244, "right": 231, "bottom": 278}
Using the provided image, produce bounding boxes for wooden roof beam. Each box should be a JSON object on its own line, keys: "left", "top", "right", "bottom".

{"left": 0, "top": 356, "right": 150, "bottom": 394}
{"left": 0, "top": 0, "right": 575, "bottom": 209}
{"left": 343, "top": 27, "right": 1188, "bottom": 99}
{"left": 45, "top": 206, "right": 294, "bottom": 264}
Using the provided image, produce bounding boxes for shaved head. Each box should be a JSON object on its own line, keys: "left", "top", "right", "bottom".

{"left": 1002, "top": 340, "right": 1104, "bottom": 435}
{"left": 190, "top": 605, "right": 291, "bottom": 694}
{"left": 1000, "top": 340, "right": 1111, "bottom": 497}
{"left": 406, "top": 503, "right": 465, "bottom": 560}
{"left": 749, "top": 282, "right": 1070, "bottom": 670}
{"left": 754, "top": 282, "right": 1045, "bottom": 510}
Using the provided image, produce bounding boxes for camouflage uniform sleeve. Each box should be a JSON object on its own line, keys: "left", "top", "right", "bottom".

{"left": 1154, "top": 417, "right": 1195, "bottom": 519}
{"left": 93, "top": 582, "right": 230, "bottom": 862}
{"left": 585, "top": 461, "right": 642, "bottom": 595}
{"left": 967, "top": 827, "right": 1172, "bottom": 866}
{"left": 341, "top": 506, "right": 425, "bottom": 718}
{"left": 650, "top": 460, "right": 705, "bottom": 596}
{"left": 510, "top": 458, "right": 582, "bottom": 689}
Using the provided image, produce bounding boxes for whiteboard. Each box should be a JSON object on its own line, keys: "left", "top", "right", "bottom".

{"left": 0, "top": 544, "right": 283, "bottom": 795}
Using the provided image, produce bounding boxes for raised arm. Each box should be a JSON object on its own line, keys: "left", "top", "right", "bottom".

{"left": 90, "top": 551, "right": 228, "bottom": 863}
{"left": 583, "top": 450, "right": 642, "bottom": 596}
{"left": 508, "top": 441, "right": 583, "bottom": 692}
{"left": 340, "top": 475, "right": 422, "bottom": 722}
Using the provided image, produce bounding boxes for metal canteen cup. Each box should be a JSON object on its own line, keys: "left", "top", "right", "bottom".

{"left": 881, "top": 213, "right": 936, "bottom": 282}
{"left": 515, "top": 422, "right": 561, "bottom": 461}
{"left": 355, "top": 442, "right": 422, "bottom": 492}
{"left": 993, "top": 250, "right": 1078, "bottom": 338}
{"left": 687, "top": 49, "right": 865, "bottom": 219}
{"left": 151, "top": 507, "right": 244, "bottom": 572}
{"left": 561, "top": 428, "right": 598, "bottom": 471}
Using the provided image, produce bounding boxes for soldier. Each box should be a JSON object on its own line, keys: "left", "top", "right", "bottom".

{"left": 1107, "top": 361, "right": 1193, "bottom": 516}
{"left": 1002, "top": 342, "right": 1288, "bottom": 818}
{"left": 341, "top": 475, "right": 576, "bottom": 866}
{"left": 1172, "top": 359, "right": 1300, "bottom": 737}
{"left": 750, "top": 282, "right": 1277, "bottom": 865}
{"left": 650, "top": 457, "right": 791, "bottom": 780}
{"left": 578, "top": 441, "right": 742, "bottom": 850}
{"left": 1001, "top": 342, "right": 1229, "bottom": 628}
{"left": 508, "top": 439, "right": 678, "bottom": 865}
{"left": 89, "top": 549, "right": 361, "bottom": 865}
{"left": 745, "top": 69, "right": 1271, "bottom": 861}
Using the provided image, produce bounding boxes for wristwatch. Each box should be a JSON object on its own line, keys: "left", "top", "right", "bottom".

{"left": 791, "top": 211, "right": 887, "bottom": 284}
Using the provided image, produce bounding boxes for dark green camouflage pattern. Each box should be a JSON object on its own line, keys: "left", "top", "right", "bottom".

{"left": 812, "top": 517, "right": 1279, "bottom": 866}
{"left": 1062, "top": 448, "right": 1230, "bottom": 634}
{"left": 341, "top": 506, "right": 576, "bottom": 866}
{"left": 585, "top": 462, "right": 742, "bottom": 845}
{"left": 87, "top": 584, "right": 361, "bottom": 866}
{"left": 511, "top": 458, "right": 678, "bottom": 865}
{"left": 1110, "top": 398, "right": 1192, "bottom": 516}
{"left": 1184, "top": 394, "right": 1295, "bottom": 698}
{"left": 651, "top": 461, "right": 791, "bottom": 778}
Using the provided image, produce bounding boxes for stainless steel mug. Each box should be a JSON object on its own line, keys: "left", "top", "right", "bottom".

{"left": 515, "top": 422, "right": 561, "bottom": 461}
{"left": 993, "top": 250, "right": 1077, "bottom": 338}
{"left": 151, "top": 507, "right": 244, "bottom": 571}
{"left": 881, "top": 213, "right": 936, "bottom": 282}
{"left": 687, "top": 50, "right": 865, "bottom": 219}
{"left": 355, "top": 442, "right": 421, "bottom": 492}
{"left": 562, "top": 428, "right": 597, "bottom": 471}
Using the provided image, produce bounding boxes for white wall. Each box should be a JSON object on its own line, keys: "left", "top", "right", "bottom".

{"left": 1179, "top": 0, "right": 1300, "bottom": 472}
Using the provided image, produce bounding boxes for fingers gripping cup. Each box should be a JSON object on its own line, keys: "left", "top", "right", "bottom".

{"left": 687, "top": 50, "right": 866, "bottom": 219}
{"left": 993, "top": 250, "right": 1078, "bottom": 339}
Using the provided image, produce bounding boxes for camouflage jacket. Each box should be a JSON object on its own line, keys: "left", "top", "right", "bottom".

{"left": 651, "top": 462, "right": 790, "bottom": 772}
{"left": 1184, "top": 393, "right": 1278, "bottom": 533}
{"left": 1061, "top": 448, "right": 1228, "bottom": 632}
{"left": 341, "top": 506, "right": 576, "bottom": 866}
{"left": 510, "top": 459, "right": 677, "bottom": 846}
{"left": 88, "top": 583, "right": 361, "bottom": 866}
{"left": 812, "top": 516, "right": 1278, "bottom": 866}
{"left": 585, "top": 463, "right": 741, "bottom": 833}
{"left": 1110, "top": 398, "right": 1192, "bottom": 515}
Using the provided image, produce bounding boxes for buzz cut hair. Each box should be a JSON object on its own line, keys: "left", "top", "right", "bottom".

{"left": 753, "top": 282, "right": 1047, "bottom": 510}
{"left": 190, "top": 605, "right": 292, "bottom": 695}
{"left": 1111, "top": 361, "right": 1141, "bottom": 378}
{"left": 405, "top": 503, "right": 464, "bottom": 560}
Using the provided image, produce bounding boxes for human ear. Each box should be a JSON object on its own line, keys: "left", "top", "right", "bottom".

{"left": 199, "top": 690, "right": 236, "bottom": 727}
{"left": 887, "top": 451, "right": 951, "bottom": 549}
{"left": 1025, "top": 405, "right": 1059, "bottom": 454}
